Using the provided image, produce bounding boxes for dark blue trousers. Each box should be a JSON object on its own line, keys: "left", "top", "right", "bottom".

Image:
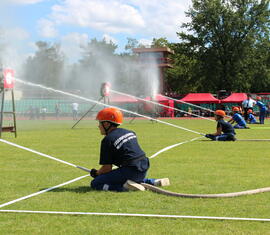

{"left": 206, "top": 133, "right": 235, "bottom": 141}
{"left": 90, "top": 167, "right": 155, "bottom": 192}
{"left": 259, "top": 109, "right": 266, "bottom": 124}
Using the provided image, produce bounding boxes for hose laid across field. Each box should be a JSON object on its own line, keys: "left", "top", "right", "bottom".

{"left": 141, "top": 183, "right": 270, "bottom": 198}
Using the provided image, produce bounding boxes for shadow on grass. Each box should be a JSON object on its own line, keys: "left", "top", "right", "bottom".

{"left": 199, "top": 139, "right": 238, "bottom": 142}
{"left": 41, "top": 186, "right": 93, "bottom": 194}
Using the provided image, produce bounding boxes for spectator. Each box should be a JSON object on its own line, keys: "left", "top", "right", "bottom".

{"left": 40, "top": 106, "right": 47, "bottom": 120}
{"left": 35, "top": 107, "right": 40, "bottom": 119}
{"left": 55, "top": 103, "right": 61, "bottom": 119}
{"left": 242, "top": 94, "right": 256, "bottom": 121}
{"left": 28, "top": 106, "right": 35, "bottom": 120}
{"left": 267, "top": 103, "right": 270, "bottom": 118}
{"left": 72, "top": 102, "right": 79, "bottom": 120}
{"left": 256, "top": 97, "right": 267, "bottom": 124}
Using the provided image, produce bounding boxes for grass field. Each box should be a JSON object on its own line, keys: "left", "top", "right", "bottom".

{"left": 0, "top": 117, "right": 270, "bottom": 234}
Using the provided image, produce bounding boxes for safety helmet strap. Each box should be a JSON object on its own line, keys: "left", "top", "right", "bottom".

{"left": 101, "top": 121, "right": 113, "bottom": 135}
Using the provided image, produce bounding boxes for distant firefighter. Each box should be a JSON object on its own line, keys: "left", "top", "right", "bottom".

{"left": 205, "top": 110, "right": 236, "bottom": 141}
{"left": 256, "top": 97, "right": 267, "bottom": 124}
{"left": 247, "top": 109, "right": 259, "bottom": 124}
{"left": 228, "top": 107, "right": 249, "bottom": 129}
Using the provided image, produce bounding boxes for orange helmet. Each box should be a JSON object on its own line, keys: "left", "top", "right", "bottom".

{"left": 96, "top": 107, "right": 123, "bottom": 125}
{"left": 232, "top": 107, "right": 240, "bottom": 112}
{"left": 256, "top": 96, "right": 261, "bottom": 101}
{"left": 247, "top": 109, "right": 253, "bottom": 114}
{"left": 215, "top": 110, "right": 226, "bottom": 117}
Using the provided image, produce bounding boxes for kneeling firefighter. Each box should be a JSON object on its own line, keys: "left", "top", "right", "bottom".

{"left": 205, "top": 110, "right": 236, "bottom": 141}
{"left": 90, "top": 107, "right": 169, "bottom": 192}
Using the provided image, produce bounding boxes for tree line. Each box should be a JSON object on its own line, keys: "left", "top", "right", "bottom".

{"left": 19, "top": 0, "right": 270, "bottom": 97}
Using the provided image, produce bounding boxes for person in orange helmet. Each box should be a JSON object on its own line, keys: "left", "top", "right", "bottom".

{"left": 247, "top": 109, "right": 259, "bottom": 124}
{"left": 205, "top": 110, "right": 236, "bottom": 141}
{"left": 256, "top": 96, "right": 267, "bottom": 124}
{"left": 228, "top": 106, "right": 249, "bottom": 129}
{"left": 90, "top": 107, "right": 170, "bottom": 192}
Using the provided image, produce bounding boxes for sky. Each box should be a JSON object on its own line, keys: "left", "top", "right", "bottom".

{"left": 0, "top": 0, "right": 192, "bottom": 64}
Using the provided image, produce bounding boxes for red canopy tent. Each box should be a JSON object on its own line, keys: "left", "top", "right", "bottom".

{"left": 220, "top": 93, "right": 247, "bottom": 103}
{"left": 144, "top": 94, "right": 174, "bottom": 117}
{"left": 179, "top": 93, "right": 220, "bottom": 103}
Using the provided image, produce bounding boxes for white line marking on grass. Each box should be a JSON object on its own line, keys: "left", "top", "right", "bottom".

{"left": 0, "top": 175, "right": 89, "bottom": 209}
{"left": 0, "top": 137, "right": 202, "bottom": 210}
{"left": 149, "top": 137, "right": 203, "bottom": 159}
{"left": 0, "top": 136, "right": 202, "bottom": 210}
{"left": 0, "top": 209, "right": 270, "bottom": 222}
{"left": 0, "top": 139, "right": 77, "bottom": 168}
{"left": 3, "top": 136, "right": 268, "bottom": 222}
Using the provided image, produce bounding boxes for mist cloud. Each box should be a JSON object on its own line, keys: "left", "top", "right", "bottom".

{"left": 60, "top": 32, "right": 89, "bottom": 62}
{"left": 0, "top": 27, "right": 30, "bottom": 71}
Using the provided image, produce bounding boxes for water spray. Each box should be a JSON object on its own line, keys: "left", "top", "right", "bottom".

{"left": 110, "top": 89, "right": 214, "bottom": 122}
{"left": 72, "top": 82, "right": 111, "bottom": 129}
{"left": 14, "top": 78, "right": 205, "bottom": 136}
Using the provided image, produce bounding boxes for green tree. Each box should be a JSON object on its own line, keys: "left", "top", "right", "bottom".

{"left": 176, "top": 0, "right": 270, "bottom": 92}
{"left": 24, "top": 41, "right": 64, "bottom": 97}
{"left": 165, "top": 42, "right": 200, "bottom": 94}
{"left": 124, "top": 37, "right": 140, "bottom": 54}
{"left": 75, "top": 38, "right": 118, "bottom": 96}
{"left": 123, "top": 37, "right": 148, "bottom": 56}
{"left": 151, "top": 37, "right": 170, "bottom": 48}
{"left": 248, "top": 37, "right": 270, "bottom": 92}
{"left": 80, "top": 38, "right": 117, "bottom": 63}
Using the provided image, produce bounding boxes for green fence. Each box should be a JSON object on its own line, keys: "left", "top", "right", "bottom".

{"left": 2, "top": 99, "right": 141, "bottom": 117}
{"left": 3, "top": 98, "right": 268, "bottom": 117}
{"left": 3, "top": 99, "right": 98, "bottom": 115}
